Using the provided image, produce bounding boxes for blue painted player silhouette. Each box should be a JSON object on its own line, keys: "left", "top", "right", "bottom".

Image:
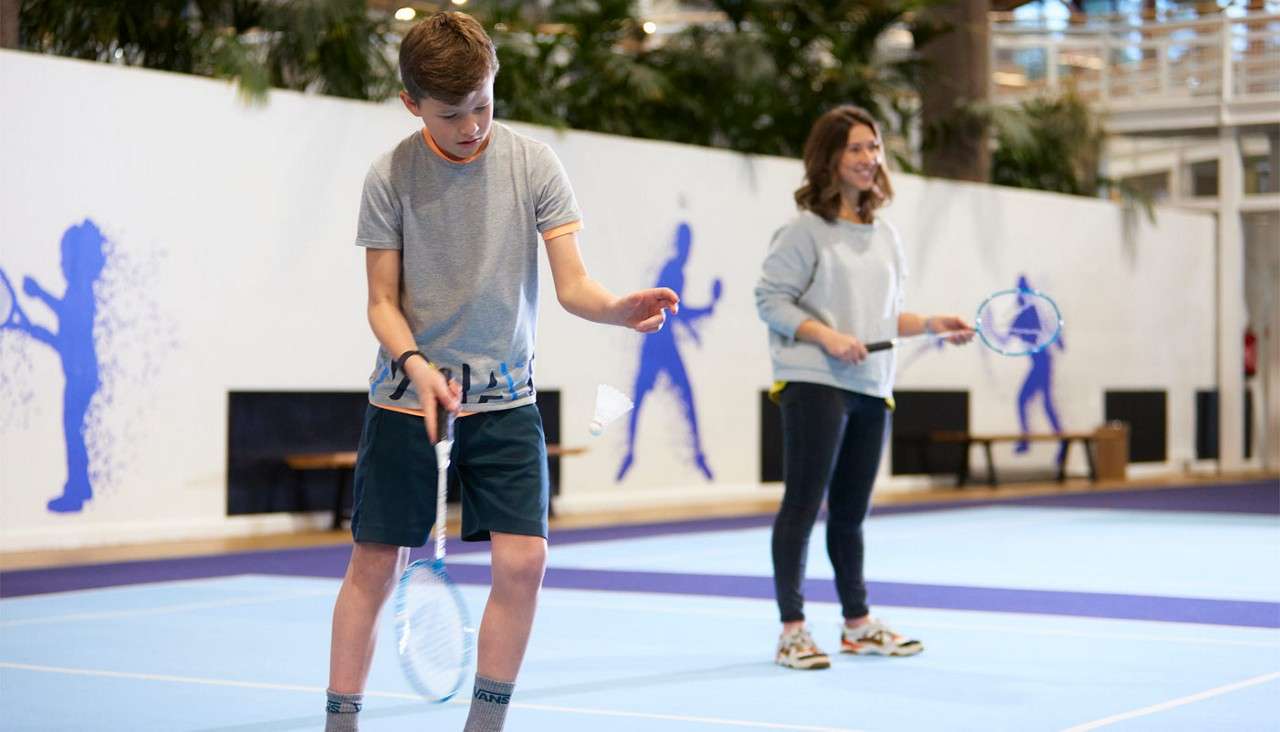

{"left": 616, "top": 222, "right": 721, "bottom": 481}
{"left": 0, "top": 220, "right": 106, "bottom": 512}
{"left": 1012, "top": 275, "right": 1066, "bottom": 454}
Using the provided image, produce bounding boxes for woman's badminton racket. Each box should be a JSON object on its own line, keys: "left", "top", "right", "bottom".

{"left": 865, "top": 288, "right": 1062, "bottom": 357}
{"left": 393, "top": 387, "right": 473, "bottom": 702}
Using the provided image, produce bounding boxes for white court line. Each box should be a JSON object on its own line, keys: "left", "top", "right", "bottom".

{"left": 0, "top": 662, "right": 861, "bottom": 731}
{"left": 1060, "top": 671, "right": 1280, "bottom": 731}
{"left": 0, "top": 575, "right": 267, "bottom": 602}
{"left": 0, "top": 588, "right": 334, "bottom": 628}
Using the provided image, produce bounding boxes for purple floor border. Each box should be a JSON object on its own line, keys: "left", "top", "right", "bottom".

{"left": 447, "top": 565, "right": 1280, "bottom": 629}
{"left": 3, "top": 480, "right": 1276, "bottom": 628}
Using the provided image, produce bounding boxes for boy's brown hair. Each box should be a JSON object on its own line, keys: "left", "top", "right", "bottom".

{"left": 399, "top": 11, "right": 499, "bottom": 104}
{"left": 794, "top": 105, "right": 893, "bottom": 224}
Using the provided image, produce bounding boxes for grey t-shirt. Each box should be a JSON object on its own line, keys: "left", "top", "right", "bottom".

{"left": 754, "top": 210, "right": 907, "bottom": 398}
{"left": 355, "top": 122, "right": 582, "bottom": 412}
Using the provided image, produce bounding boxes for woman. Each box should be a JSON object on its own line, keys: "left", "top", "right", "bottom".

{"left": 754, "top": 105, "right": 973, "bottom": 670}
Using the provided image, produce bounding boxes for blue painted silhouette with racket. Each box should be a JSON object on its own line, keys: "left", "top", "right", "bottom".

{"left": 616, "top": 222, "right": 722, "bottom": 482}
{"left": 1012, "top": 275, "right": 1066, "bottom": 454}
{"left": 0, "top": 220, "right": 106, "bottom": 512}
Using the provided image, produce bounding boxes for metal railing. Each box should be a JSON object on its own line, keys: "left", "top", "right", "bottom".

{"left": 990, "top": 12, "right": 1280, "bottom": 108}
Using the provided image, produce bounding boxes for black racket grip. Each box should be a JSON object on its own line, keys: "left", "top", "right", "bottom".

{"left": 434, "top": 407, "right": 455, "bottom": 445}
{"left": 434, "top": 367, "right": 456, "bottom": 445}
{"left": 864, "top": 339, "right": 894, "bottom": 353}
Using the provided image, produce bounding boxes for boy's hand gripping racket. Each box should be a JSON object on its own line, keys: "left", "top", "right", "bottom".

{"left": 865, "top": 288, "right": 1062, "bottom": 357}
{"left": 393, "top": 382, "right": 474, "bottom": 703}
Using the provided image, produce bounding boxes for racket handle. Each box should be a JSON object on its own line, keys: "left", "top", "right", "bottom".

{"left": 434, "top": 407, "right": 455, "bottom": 445}
{"left": 865, "top": 339, "right": 895, "bottom": 352}
{"left": 434, "top": 367, "right": 455, "bottom": 445}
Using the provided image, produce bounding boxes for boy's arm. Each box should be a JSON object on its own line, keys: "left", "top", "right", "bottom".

{"left": 545, "top": 231, "right": 679, "bottom": 333}
{"left": 366, "top": 248, "right": 459, "bottom": 441}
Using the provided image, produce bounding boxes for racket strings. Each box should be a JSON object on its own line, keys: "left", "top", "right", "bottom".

{"left": 395, "top": 562, "right": 470, "bottom": 701}
{"left": 977, "top": 292, "right": 1061, "bottom": 355}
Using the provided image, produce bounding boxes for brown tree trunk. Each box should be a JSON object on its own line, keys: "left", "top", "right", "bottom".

{"left": 0, "top": 0, "right": 19, "bottom": 49}
{"left": 920, "top": 0, "right": 991, "bottom": 182}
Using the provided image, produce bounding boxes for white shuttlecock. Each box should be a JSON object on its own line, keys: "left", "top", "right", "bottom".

{"left": 590, "top": 384, "right": 633, "bottom": 436}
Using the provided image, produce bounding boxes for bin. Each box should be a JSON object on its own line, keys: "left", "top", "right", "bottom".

{"left": 1093, "top": 421, "right": 1129, "bottom": 481}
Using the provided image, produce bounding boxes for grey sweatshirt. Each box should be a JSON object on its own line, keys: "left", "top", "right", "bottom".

{"left": 754, "top": 210, "right": 907, "bottom": 399}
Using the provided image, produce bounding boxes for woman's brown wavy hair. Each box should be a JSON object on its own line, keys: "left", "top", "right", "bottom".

{"left": 794, "top": 105, "right": 893, "bottom": 224}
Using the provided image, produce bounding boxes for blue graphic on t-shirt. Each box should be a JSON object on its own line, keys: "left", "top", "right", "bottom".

{"left": 0, "top": 220, "right": 106, "bottom": 512}
{"left": 1012, "top": 275, "right": 1066, "bottom": 456}
{"left": 616, "top": 222, "right": 722, "bottom": 482}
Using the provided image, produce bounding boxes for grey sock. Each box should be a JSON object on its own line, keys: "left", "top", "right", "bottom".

{"left": 463, "top": 675, "right": 515, "bottom": 732}
{"left": 324, "top": 689, "right": 362, "bottom": 732}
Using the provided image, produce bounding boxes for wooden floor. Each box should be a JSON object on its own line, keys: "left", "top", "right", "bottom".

{"left": 2, "top": 471, "right": 1274, "bottom": 573}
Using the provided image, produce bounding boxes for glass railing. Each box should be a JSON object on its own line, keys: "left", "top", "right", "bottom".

{"left": 991, "top": 12, "right": 1280, "bottom": 106}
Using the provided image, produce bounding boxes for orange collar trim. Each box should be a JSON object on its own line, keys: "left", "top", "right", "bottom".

{"left": 422, "top": 128, "right": 491, "bottom": 164}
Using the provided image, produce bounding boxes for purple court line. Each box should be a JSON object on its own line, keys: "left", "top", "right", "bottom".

{"left": 443, "top": 565, "right": 1280, "bottom": 629}
{"left": 2, "top": 480, "right": 1276, "bottom": 626}
{"left": 3, "top": 548, "right": 1277, "bottom": 629}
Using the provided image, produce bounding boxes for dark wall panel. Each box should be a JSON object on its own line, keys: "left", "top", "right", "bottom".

{"left": 1195, "top": 389, "right": 1255, "bottom": 460}
{"left": 227, "top": 389, "right": 563, "bottom": 516}
{"left": 1104, "top": 390, "right": 1167, "bottom": 463}
{"left": 890, "top": 390, "right": 969, "bottom": 475}
{"left": 226, "top": 391, "right": 367, "bottom": 516}
{"left": 760, "top": 391, "right": 784, "bottom": 482}
{"left": 762, "top": 389, "right": 971, "bottom": 479}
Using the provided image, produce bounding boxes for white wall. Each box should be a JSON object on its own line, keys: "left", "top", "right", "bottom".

{"left": 0, "top": 51, "right": 1216, "bottom": 550}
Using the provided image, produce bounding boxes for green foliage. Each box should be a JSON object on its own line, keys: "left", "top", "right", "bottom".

{"left": 984, "top": 89, "right": 1153, "bottom": 218}
{"left": 21, "top": 0, "right": 929, "bottom": 159}
{"left": 482, "top": 0, "right": 930, "bottom": 161}
{"left": 486, "top": 0, "right": 670, "bottom": 135}
{"left": 19, "top": 0, "right": 399, "bottom": 102}
{"left": 988, "top": 89, "right": 1101, "bottom": 196}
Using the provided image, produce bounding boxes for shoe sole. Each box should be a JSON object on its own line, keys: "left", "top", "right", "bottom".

{"left": 776, "top": 657, "right": 832, "bottom": 670}
{"left": 841, "top": 643, "right": 923, "bottom": 657}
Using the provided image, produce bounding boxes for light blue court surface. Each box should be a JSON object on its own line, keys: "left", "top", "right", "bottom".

{"left": 451, "top": 506, "right": 1280, "bottom": 602}
{"left": 3, "top": 505, "right": 1280, "bottom": 731}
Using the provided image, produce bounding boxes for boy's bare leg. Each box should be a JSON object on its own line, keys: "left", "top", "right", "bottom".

{"left": 476, "top": 532, "right": 547, "bottom": 679}
{"left": 329, "top": 542, "right": 409, "bottom": 691}
{"left": 465, "top": 532, "right": 547, "bottom": 731}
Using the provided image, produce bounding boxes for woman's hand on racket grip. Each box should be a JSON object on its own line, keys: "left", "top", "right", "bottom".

{"left": 613, "top": 288, "right": 680, "bottom": 333}
{"left": 406, "top": 359, "right": 460, "bottom": 443}
{"left": 821, "top": 331, "right": 869, "bottom": 364}
{"left": 927, "top": 314, "right": 976, "bottom": 345}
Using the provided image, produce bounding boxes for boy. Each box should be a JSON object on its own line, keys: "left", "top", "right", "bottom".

{"left": 325, "top": 11, "right": 678, "bottom": 732}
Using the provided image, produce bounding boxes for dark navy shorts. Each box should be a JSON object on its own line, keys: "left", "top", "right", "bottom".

{"left": 350, "top": 403, "right": 550, "bottom": 546}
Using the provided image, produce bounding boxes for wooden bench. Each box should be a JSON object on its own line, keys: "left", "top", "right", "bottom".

{"left": 284, "top": 444, "right": 587, "bottom": 530}
{"left": 928, "top": 431, "right": 1098, "bottom": 488}
{"left": 283, "top": 451, "right": 359, "bottom": 530}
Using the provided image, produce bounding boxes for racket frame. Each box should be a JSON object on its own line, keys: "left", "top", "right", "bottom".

{"left": 974, "top": 287, "right": 1063, "bottom": 356}
{"left": 392, "top": 396, "right": 474, "bottom": 703}
{"left": 862, "top": 287, "right": 1062, "bottom": 357}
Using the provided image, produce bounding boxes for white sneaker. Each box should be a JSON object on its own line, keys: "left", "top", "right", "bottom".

{"left": 775, "top": 627, "right": 831, "bottom": 670}
{"left": 840, "top": 619, "right": 923, "bottom": 657}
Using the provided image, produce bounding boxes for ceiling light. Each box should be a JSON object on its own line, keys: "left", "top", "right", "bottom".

{"left": 394, "top": 7, "right": 415, "bottom": 21}
{"left": 642, "top": 21, "right": 657, "bottom": 34}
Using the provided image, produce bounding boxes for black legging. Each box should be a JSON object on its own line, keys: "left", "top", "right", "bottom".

{"left": 772, "top": 382, "right": 889, "bottom": 623}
